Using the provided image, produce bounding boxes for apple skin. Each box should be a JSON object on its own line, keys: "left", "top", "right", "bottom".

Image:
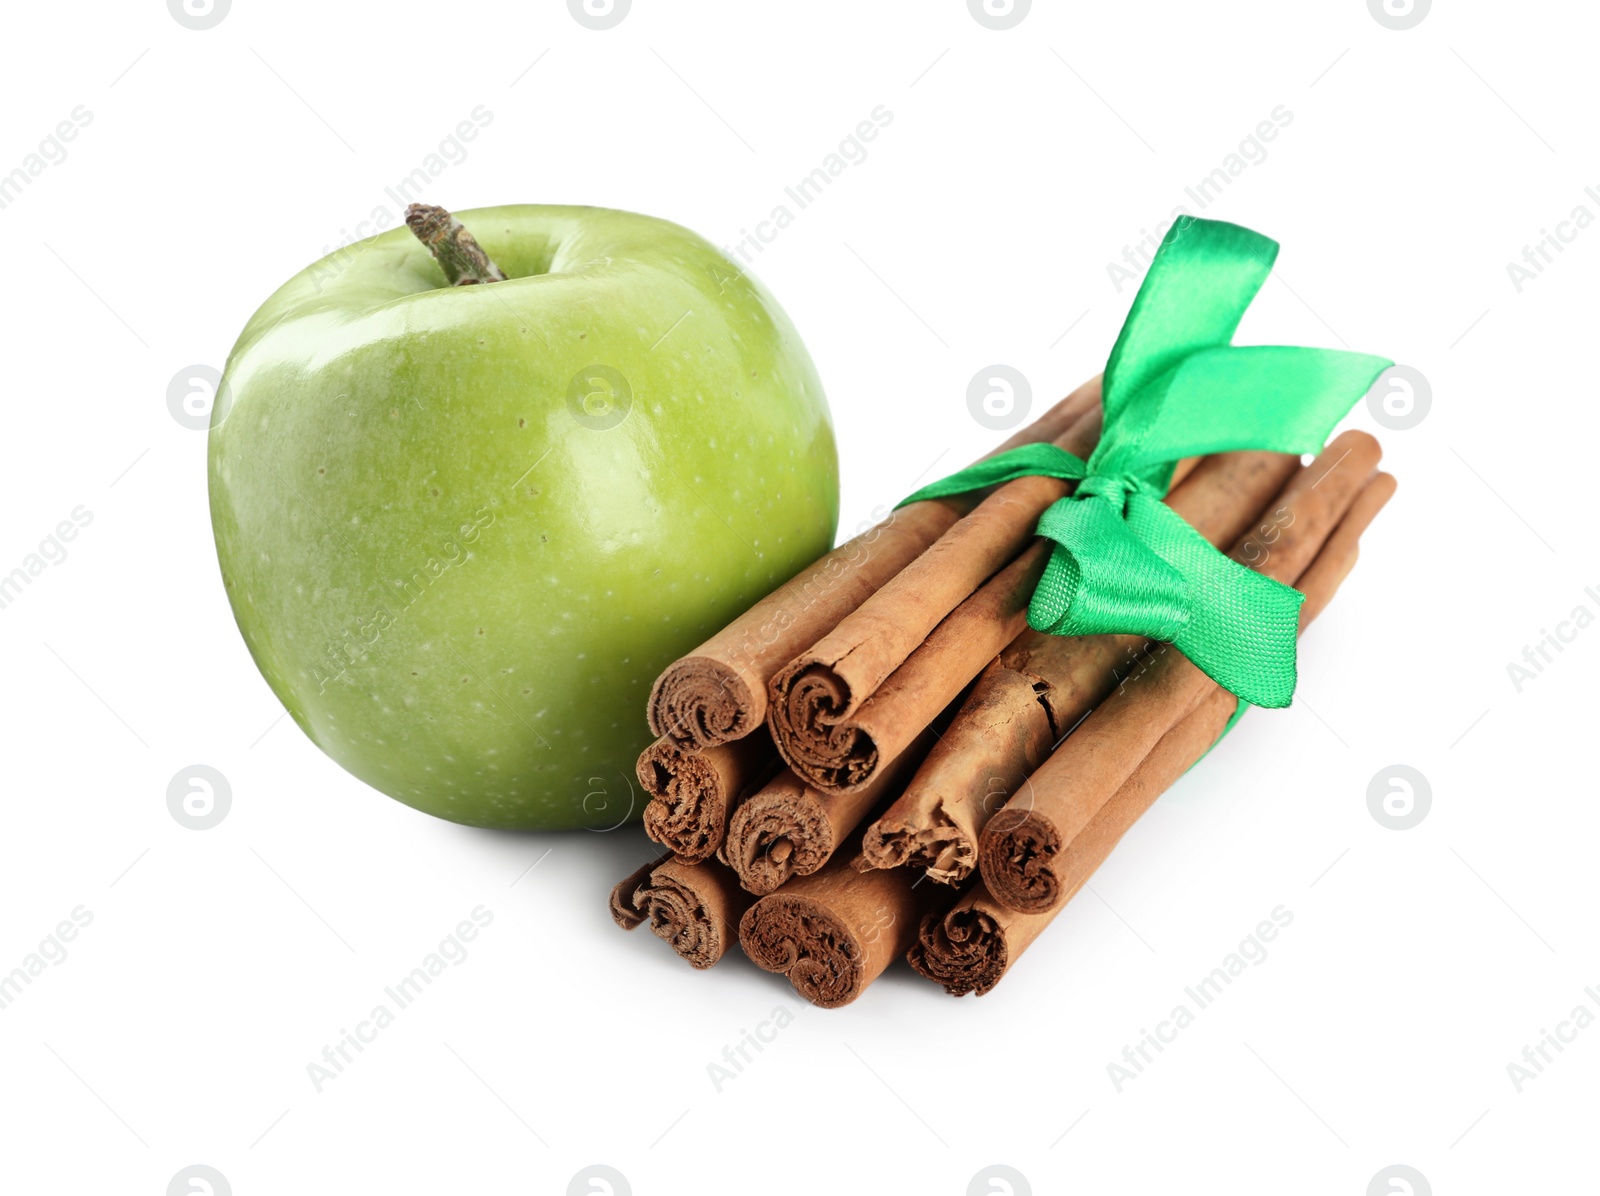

{"left": 209, "top": 205, "right": 837, "bottom": 830}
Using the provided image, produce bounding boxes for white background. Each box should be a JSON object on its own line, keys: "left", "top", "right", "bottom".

{"left": 1, "top": 1, "right": 1595, "bottom": 1193}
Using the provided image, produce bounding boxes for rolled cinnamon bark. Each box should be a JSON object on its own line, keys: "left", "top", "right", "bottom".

{"left": 859, "top": 449, "right": 1301, "bottom": 882}
{"left": 765, "top": 400, "right": 1107, "bottom": 786}
{"left": 738, "top": 851, "right": 938, "bottom": 1008}
{"left": 608, "top": 856, "right": 660, "bottom": 930}
{"left": 647, "top": 378, "right": 1103, "bottom": 747}
{"left": 909, "top": 472, "right": 1395, "bottom": 995}
{"left": 1023, "top": 475, "right": 1396, "bottom": 909}
{"left": 977, "top": 431, "right": 1384, "bottom": 914}
{"left": 1291, "top": 473, "right": 1395, "bottom": 618}
{"left": 782, "top": 540, "right": 1054, "bottom": 794}
{"left": 721, "top": 730, "right": 935, "bottom": 895}
{"left": 638, "top": 732, "right": 774, "bottom": 863}
{"left": 909, "top": 692, "right": 1236, "bottom": 995}
{"left": 609, "top": 853, "right": 755, "bottom": 969}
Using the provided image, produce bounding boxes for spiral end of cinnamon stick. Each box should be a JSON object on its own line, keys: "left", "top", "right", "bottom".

{"left": 723, "top": 781, "right": 832, "bottom": 895}
{"left": 609, "top": 858, "right": 658, "bottom": 931}
{"left": 977, "top": 808, "right": 1064, "bottom": 914}
{"left": 739, "top": 895, "right": 867, "bottom": 1008}
{"left": 859, "top": 817, "right": 977, "bottom": 886}
{"left": 767, "top": 662, "right": 879, "bottom": 792}
{"left": 611, "top": 857, "right": 743, "bottom": 969}
{"left": 906, "top": 904, "right": 1009, "bottom": 997}
{"left": 856, "top": 821, "right": 913, "bottom": 868}
{"left": 648, "top": 657, "right": 761, "bottom": 747}
{"left": 638, "top": 738, "right": 731, "bottom": 863}
{"left": 642, "top": 882, "right": 731, "bottom": 969}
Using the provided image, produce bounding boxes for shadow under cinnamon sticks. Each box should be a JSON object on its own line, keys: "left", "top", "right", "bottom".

{"left": 908, "top": 469, "right": 1396, "bottom": 995}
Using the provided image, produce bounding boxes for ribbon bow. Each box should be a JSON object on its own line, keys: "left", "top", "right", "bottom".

{"left": 901, "top": 218, "right": 1391, "bottom": 709}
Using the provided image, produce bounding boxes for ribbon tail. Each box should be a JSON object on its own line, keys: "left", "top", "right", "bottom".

{"left": 1127, "top": 497, "right": 1305, "bottom": 708}
{"left": 1171, "top": 569, "right": 1302, "bottom": 708}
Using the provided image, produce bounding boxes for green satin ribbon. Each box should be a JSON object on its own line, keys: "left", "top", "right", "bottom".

{"left": 901, "top": 218, "right": 1391, "bottom": 710}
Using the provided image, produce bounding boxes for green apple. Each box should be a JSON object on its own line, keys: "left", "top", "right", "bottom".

{"left": 209, "top": 204, "right": 838, "bottom": 830}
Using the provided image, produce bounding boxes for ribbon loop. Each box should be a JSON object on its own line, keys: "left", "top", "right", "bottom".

{"left": 897, "top": 217, "right": 1392, "bottom": 713}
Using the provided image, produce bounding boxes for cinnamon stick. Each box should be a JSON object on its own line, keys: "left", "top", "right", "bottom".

{"left": 721, "top": 730, "right": 936, "bottom": 895}
{"left": 1291, "top": 473, "right": 1395, "bottom": 621}
{"left": 609, "top": 857, "right": 659, "bottom": 931}
{"left": 977, "top": 431, "right": 1384, "bottom": 914}
{"left": 738, "top": 851, "right": 939, "bottom": 1008}
{"left": 610, "top": 853, "right": 755, "bottom": 969}
{"left": 908, "top": 471, "right": 1395, "bottom": 995}
{"left": 638, "top": 732, "right": 773, "bottom": 863}
{"left": 767, "top": 401, "right": 1107, "bottom": 787}
{"left": 909, "top": 694, "right": 1237, "bottom": 996}
{"left": 785, "top": 540, "right": 1056, "bottom": 797}
{"left": 647, "top": 378, "right": 1103, "bottom": 747}
{"left": 859, "top": 449, "right": 1300, "bottom": 882}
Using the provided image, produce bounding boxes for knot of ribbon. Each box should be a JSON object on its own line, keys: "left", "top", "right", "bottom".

{"left": 899, "top": 217, "right": 1392, "bottom": 710}
{"left": 1073, "top": 472, "right": 1141, "bottom": 508}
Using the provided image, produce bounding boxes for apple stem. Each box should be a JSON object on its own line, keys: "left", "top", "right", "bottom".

{"left": 404, "top": 203, "right": 508, "bottom": 286}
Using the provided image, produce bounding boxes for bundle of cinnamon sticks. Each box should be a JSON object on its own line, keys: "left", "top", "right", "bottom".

{"left": 611, "top": 376, "right": 1394, "bottom": 1006}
